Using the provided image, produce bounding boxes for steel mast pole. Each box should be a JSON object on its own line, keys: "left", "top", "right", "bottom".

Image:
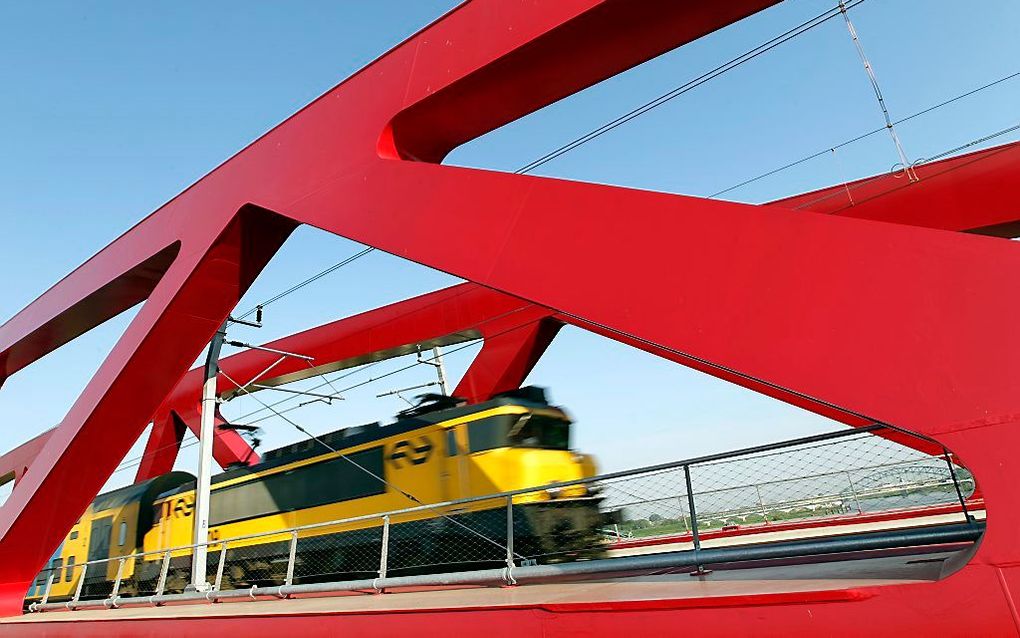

{"left": 432, "top": 346, "right": 450, "bottom": 395}
{"left": 191, "top": 321, "right": 227, "bottom": 591}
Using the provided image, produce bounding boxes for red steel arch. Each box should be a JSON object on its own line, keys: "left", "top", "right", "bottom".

{"left": 1, "top": 1, "right": 1020, "bottom": 632}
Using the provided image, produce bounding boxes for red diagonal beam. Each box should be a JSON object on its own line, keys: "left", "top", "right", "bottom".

{"left": 288, "top": 160, "right": 1020, "bottom": 433}
{"left": 769, "top": 140, "right": 1020, "bottom": 234}
{"left": 16, "top": 135, "right": 1020, "bottom": 485}
{"left": 454, "top": 317, "right": 562, "bottom": 403}
{"left": 133, "top": 138, "right": 1020, "bottom": 477}
{"left": 0, "top": 431, "right": 51, "bottom": 489}
{"left": 134, "top": 409, "right": 194, "bottom": 482}
{"left": 0, "top": 207, "right": 295, "bottom": 609}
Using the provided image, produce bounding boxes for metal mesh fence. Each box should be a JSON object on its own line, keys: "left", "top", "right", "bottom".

{"left": 27, "top": 426, "right": 980, "bottom": 608}
{"left": 597, "top": 467, "right": 690, "bottom": 540}
{"left": 295, "top": 525, "right": 384, "bottom": 583}
{"left": 387, "top": 504, "right": 510, "bottom": 575}
{"left": 602, "top": 431, "right": 975, "bottom": 540}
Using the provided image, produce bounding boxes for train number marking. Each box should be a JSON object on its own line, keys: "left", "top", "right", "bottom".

{"left": 173, "top": 497, "right": 194, "bottom": 518}
{"left": 389, "top": 437, "right": 433, "bottom": 467}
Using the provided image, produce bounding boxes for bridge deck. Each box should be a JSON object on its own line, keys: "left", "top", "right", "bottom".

{"left": 2, "top": 546, "right": 962, "bottom": 629}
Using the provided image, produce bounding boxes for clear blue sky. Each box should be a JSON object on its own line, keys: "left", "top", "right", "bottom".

{"left": 1, "top": 0, "right": 1018, "bottom": 493}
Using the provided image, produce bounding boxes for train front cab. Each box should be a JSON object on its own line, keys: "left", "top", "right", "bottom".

{"left": 430, "top": 392, "right": 604, "bottom": 562}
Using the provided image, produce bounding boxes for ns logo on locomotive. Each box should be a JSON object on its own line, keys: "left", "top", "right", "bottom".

{"left": 26, "top": 387, "right": 610, "bottom": 601}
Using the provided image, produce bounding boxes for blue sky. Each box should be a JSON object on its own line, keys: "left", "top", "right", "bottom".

{"left": 1, "top": 0, "right": 1018, "bottom": 492}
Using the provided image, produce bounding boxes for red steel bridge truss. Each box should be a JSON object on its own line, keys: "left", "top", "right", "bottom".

{"left": 2, "top": 0, "right": 1020, "bottom": 634}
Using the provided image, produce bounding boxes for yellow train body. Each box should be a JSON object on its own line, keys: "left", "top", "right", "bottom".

{"left": 147, "top": 403, "right": 595, "bottom": 554}
{"left": 28, "top": 388, "right": 601, "bottom": 601}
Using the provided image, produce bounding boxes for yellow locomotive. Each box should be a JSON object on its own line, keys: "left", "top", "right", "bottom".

{"left": 26, "top": 387, "right": 604, "bottom": 601}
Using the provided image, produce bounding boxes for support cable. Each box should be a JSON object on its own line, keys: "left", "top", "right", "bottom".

{"left": 830, "top": 147, "right": 855, "bottom": 206}
{"left": 709, "top": 74, "right": 1020, "bottom": 199}
{"left": 514, "top": 1, "right": 864, "bottom": 176}
{"left": 231, "top": 247, "right": 375, "bottom": 324}
{"left": 837, "top": 0, "right": 916, "bottom": 181}
{"left": 789, "top": 120, "right": 1020, "bottom": 212}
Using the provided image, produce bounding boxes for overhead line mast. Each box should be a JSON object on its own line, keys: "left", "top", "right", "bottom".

{"left": 190, "top": 321, "right": 226, "bottom": 592}
{"left": 190, "top": 310, "right": 264, "bottom": 591}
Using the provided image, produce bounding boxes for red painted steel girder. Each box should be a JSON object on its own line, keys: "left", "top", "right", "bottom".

{"left": 8, "top": 134, "right": 1015, "bottom": 485}
{"left": 133, "top": 407, "right": 252, "bottom": 484}
{"left": 132, "top": 138, "right": 1020, "bottom": 477}
{"left": 772, "top": 140, "right": 1020, "bottom": 236}
{"left": 1, "top": 0, "right": 1020, "bottom": 631}
{"left": 0, "top": 432, "right": 50, "bottom": 489}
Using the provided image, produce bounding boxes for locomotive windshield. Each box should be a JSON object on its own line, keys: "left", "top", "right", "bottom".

{"left": 467, "top": 412, "right": 571, "bottom": 452}
{"left": 507, "top": 414, "right": 570, "bottom": 449}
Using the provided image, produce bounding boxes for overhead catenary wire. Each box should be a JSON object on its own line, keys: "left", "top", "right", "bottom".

{"left": 919, "top": 121, "right": 1020, "bottom": 164}
{"left": 231, "top": 247, "right": 375, "bottom": 323}
{"left": 109, "top": 354, "right": 447, "bottom": 476}
{"left": 229, "top": 300, "right": 533, "bottom": 425}
{"left": 236, "top": 338, "right": 484, "bottom": 427}
{"left": 513, "top": 0, "right": 865, "bottom": 176}
{"left": 709, "top": 69, "right": 1020, "bottom": 198}
{"left": 786, "top": 120, "right": 1020, "bottom": 212}
{"left": 110, "top": 356, "right": 403, "bottom": 476}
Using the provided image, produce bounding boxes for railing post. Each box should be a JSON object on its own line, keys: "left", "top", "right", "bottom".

{"left": 109, "top": 557, "right": 126, "bottom": 606}
{"left": 506, "top": 496, "right": 515, "bottom": 569}
{"left": 214, "top": 541, "right": 229, "bottom": 593}
{"left": 846, "top": 471, "right": 863, "bottom": 514}
{"left": 677, "top": 496, "right": 690, "bottom": 534}
{"left": 154, "top": 550, "right": 172, "bottom": 600}
{"left": 378, "top": 515, "right": 390, "bottom": 586}
{"left": 943, "top": 449, "right": 973, "bottom": 524}
{"left": 41, "top": 570, "right": 55, "bottom": 604}
{"left": 684, "top": 464, "right": 710, "bottom": 576}
{"left": 69, "top": 562, "right": 87, "bottom": 608}
{"left": 754, "top": 484, "right": 769, "bottom": 524}
{"left": 285, "top": 530, "right": 298, "bottom": 587}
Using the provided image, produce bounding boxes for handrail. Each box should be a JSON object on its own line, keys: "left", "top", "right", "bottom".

{"left": 43, "top": 424, "right": 896, "bottom": 569}
{"left": 27, "top": 421, "right": 977, "bottom": 613}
